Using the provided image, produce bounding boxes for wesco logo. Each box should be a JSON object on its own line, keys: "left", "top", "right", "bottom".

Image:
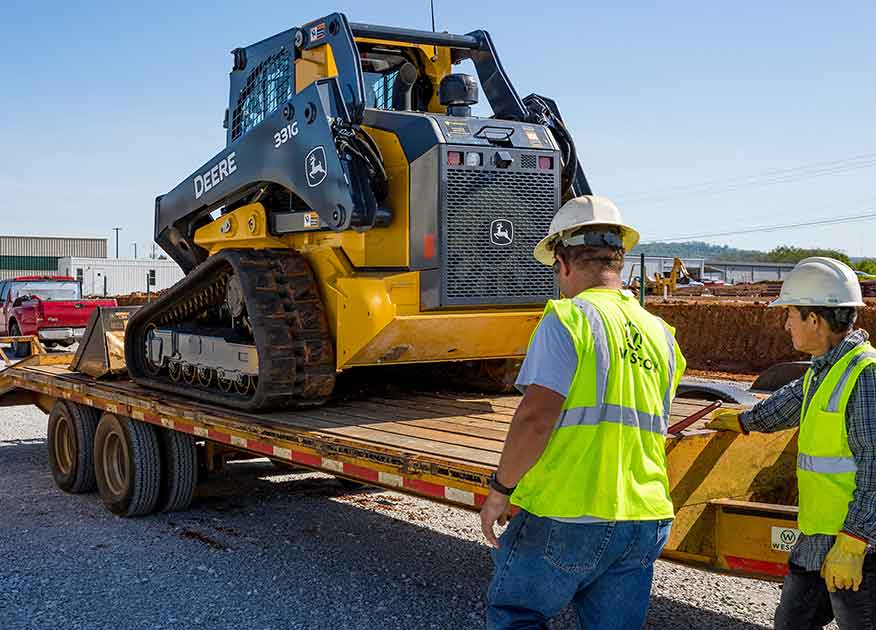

{"left": 621, "top": 321, "right": 657, "bottom": 371}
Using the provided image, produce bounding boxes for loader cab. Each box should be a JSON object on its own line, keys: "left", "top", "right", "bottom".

{"left": 356, "top": 40, "right": 492, "bottom": 119}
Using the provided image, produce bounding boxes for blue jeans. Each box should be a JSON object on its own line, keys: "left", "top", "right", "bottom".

{"left": 774, "top": 557, "right": 876, "bottom": 629}
{"left": 487, "top": 512, "right": 672, "bottom": 630}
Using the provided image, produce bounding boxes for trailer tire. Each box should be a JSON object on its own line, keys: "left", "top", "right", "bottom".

{"left": 94, "top": 413, "right": 161, "bottom": 517}
{"left": 47, "top": 401, "right": 99, "bottom": 493}
{"left": 156, "top": 429, "right": 197, "bottom": 513}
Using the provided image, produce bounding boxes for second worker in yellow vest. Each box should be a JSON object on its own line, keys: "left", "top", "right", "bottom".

{"left": 708, "top": 257, "right": 876, "bottom": 630}
{"left": 480, "top": 196, "right": 686, "bottom": 630}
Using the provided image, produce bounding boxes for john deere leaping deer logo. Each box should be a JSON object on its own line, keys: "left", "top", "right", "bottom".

{"left": 490, "top": 219, "right": 513, "bottom": 246}
{"left": 305, "top": 146, "right": 328, "bottom": 187}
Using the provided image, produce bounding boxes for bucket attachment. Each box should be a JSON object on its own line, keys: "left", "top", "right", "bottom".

{"left": 71, "top": 306, "right": 140, "bottom": 379}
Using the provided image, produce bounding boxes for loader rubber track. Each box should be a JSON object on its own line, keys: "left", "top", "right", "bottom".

{"left": 124, "top": 249, "right": 335, "bottom": 411}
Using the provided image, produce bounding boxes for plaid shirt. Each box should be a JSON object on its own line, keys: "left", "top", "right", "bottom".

{"left": 741, "top": 329, "right": 876, "bottom": 571}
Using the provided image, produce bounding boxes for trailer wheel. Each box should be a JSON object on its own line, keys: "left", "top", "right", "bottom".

{"left": 47, "top": 401, "right": 99, "bottom": 493}
{"left": 156, "top": 429, "right": 197, "bottom": 512}
{"left": 9, "top": 322, "right": 31, "bottom": 359}
{"left": 94, "top": 413, "right": 161, "bottom": 516}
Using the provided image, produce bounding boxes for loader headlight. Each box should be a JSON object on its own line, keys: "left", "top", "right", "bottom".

{"left": 465, "top": 152, "right": 482, "bottom": 167}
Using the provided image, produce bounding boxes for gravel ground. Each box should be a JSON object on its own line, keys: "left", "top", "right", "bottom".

{"left": 0, "top": 405, "right": 804, "bottom": 630}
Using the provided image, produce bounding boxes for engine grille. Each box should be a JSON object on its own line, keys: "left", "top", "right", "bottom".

{"left": 443, "top": 163, "right": 558, "bottom": 305}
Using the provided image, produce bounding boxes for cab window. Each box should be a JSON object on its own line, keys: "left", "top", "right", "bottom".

{"left": 361, "top": 50, "right": 408, "bottom": 110}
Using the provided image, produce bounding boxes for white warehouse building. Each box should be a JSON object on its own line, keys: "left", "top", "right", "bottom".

{"left": 58, "top": 257, "right": 184, "bottom": 297}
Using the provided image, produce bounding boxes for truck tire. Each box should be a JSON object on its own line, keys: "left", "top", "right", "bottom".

{"left": 9, "top": 322, "right": 31, "bottom": 359}
{"left": 156, "top": 428, "right": 197, "bottom": 512}
{"left": 47, "top": 401, "right": 99, "bottom": 493}
{"left": 94, "top": 413, "right": 161, "bottom": 517}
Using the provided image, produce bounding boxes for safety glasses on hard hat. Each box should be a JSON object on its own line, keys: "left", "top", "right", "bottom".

{"left": 559, "top": 229, "right": 624, "bottom": 249}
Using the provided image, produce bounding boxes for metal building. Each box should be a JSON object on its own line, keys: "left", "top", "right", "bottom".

{"left": 57, "top": 257, "right": 184, "bottom": 297}
{"left": 0, "top": 235, "right": 107, "bottom": 281}
{"left": 703, "top": 260, "right": 797, "bottom": 284}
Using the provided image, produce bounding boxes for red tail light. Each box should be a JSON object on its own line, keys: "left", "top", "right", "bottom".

{"left": 538, "top": 156, "right": 554, "bottom": 170}
{"left": 447, "top": 151, "right": 463, "bottom": 166}
{"left": 423, "top": 233, "right": 437, "bottom": 260}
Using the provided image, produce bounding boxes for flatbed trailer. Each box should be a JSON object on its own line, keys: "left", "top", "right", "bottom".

{"left": 0, "top": 350, "right": 801, "bottom": 582}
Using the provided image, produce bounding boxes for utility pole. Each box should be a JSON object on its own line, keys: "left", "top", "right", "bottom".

{"left": 112, "top": 227, "right": 122, "bottom": 259}
{"left": 132, "top": 243, "right": 138, "bottom": 259}
{"left": 151, "top": 243, "right": 156, "bottom": 259}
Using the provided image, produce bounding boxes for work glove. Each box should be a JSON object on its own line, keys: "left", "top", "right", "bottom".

{"left": 706, "top": 409, "right": 745, "bottom": 433}
{"left": 822, "top": 532, "right": 869, "bottom": 592}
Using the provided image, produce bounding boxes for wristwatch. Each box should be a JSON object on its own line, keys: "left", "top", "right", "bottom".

{"left": 489, "top": 471, "right": 516, "bottom": 496}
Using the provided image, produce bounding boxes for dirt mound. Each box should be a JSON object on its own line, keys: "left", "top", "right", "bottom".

{"left": 674, "top": 280, "right": 876, "bottom": 299}
{"left": 649, "top": 301, "right": 876, "bottom": 373}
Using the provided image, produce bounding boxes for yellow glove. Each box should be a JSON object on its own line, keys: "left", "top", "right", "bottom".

{"left": 706, "top": 409, "right": 744, "bottom": 433}
{"left": 822, "top": 533, "right": 868, "bottom": 592}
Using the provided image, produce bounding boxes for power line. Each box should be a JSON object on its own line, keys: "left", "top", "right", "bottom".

{"left": 650, "top": 210, "right": 876, "bottom": 242}
{"left": 616, "top": 153, "right": 876, "bottom": 205}
{"left": 619, "top": 153, "right": 876, "bottom": 201}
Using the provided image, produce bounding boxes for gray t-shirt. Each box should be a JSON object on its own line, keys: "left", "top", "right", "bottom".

{"left": 515, "top": 312, "right": 578, "bottom": 397}
{"left": 514, "top": 312, "right": 607, "bottom": 524}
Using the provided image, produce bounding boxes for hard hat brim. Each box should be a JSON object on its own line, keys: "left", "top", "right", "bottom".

{"left": 768, "top": 296, "right": 866, "bottom": 308}
{"left": 533, "top": 224, "right": 640, "bottom": 266}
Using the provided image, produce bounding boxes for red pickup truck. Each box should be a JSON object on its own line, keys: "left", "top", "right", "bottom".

{"left": 0, "top": 276, "right": 117, "bottom": 358}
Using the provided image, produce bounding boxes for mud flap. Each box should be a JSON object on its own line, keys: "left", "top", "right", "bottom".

{"left": 71, "top": 307, "right": 140, "bottom": 378}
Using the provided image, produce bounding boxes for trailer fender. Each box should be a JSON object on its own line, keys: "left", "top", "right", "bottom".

{"left": 675, "top": 378, "right": 758, "bottom": 405}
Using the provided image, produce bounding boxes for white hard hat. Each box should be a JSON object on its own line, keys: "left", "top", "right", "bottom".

{"left": 533, "top": 196, "right": 639, "bottom": 266}
{"left": 769, "top": 257, "right": 864, "bottom": 308}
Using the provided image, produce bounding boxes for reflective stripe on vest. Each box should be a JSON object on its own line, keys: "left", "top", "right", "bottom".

{"left": 556, "top": 298, "right": 676, "bottom": 435}
{"left": 661, "top": 321, "right": 677, "bottom": 418}
{"left": 797, "top": 453, "right": 858, "bottom": 474}
{"left": 827, "top": 351, "right": 876, "bottom": 412}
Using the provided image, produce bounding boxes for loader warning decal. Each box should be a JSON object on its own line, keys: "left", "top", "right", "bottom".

{"left": 310, "top": 22, "right": 326, "bottom": 43}
{"left": 770, "top": 526, "right": 801, "bottom": 552}
{"left": 306, "top": 146, "right": 328, "bottom": 187}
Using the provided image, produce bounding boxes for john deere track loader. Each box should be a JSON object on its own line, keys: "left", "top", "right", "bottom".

{"left": 124, "top": 13, "right": 592, "bottom": 410}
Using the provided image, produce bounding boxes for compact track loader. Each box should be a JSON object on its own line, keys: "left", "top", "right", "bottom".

{"left": 125, "top": 13, "right": 592, "bottom": 410}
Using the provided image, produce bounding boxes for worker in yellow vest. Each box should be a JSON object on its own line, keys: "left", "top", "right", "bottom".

{"left": 708, "top": 257, "right": 875, "bottom": 630}
{"left": 480, "top": 196, "right": 686, "bottom": 630}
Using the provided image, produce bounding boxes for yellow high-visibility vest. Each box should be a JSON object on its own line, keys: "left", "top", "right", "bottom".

{"left": 511, "top": 289, "right": 686, "bottom": 520}
{"left": 798, "top": 342, "right": 876, "bottom": 535}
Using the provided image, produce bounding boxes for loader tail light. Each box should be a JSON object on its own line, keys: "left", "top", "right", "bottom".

{"left": 423, "top": 232, "right": 437, "bottom": 260}
{"left": 538, "top": 156, "right": 554, "bottom": 170}
{"left": 447, "top": 151, "right": 463, "bottom": 166}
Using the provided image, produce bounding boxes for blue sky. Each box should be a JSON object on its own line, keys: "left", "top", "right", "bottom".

{"left": 2, "top": 1, "right": 874, "bottom": 257}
